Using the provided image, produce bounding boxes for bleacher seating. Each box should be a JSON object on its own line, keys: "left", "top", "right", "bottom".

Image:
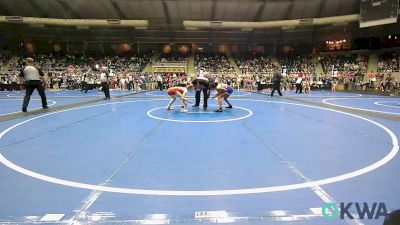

{"left": 195, "top": 53, "right": 234, "bottom": 74}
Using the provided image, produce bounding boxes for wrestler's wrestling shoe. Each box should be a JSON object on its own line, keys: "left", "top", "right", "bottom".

{"left": 181, "top": 108, "right": 189, "bottom": 113}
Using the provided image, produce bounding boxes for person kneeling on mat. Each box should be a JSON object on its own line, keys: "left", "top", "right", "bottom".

{"left": 166, "top": 86, "right": 192, "bottom": 113}
{"left": 211, "top": 82, "right": 233, "bottom": 112}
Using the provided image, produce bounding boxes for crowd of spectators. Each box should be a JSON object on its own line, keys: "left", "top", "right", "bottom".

{"left": 319, "top": 54, "right": 368, "bottom": 74}
{"left": 0, "top": 54, "right": 152, "bottom": 91}
{"left": 278, "top": 55, "right": 316, "bottom": 76}
{"left": 195, "top": 53, "right": 234, "bottom": 74}
{"left": 193, "top": 72, "right": 324, "bottom": 94}
{"left": 0, "top": 54, "right": 11, "bottom": 71}
{"left": 1, "top": 51, "right": 399, "bottom": 94}
{"left": 377, "top": 73, "right": 399, "bottom": 92}
{"left": 153, "top": 72, "right": 190, "bottom": 91}
{"left": 158, "top": 53, "right": 189, "bottom": 62}
{"left": 235, "top": 53, "right": 275, "bottom": 74}
{"left": 378, "top": 51, "right": 399, "bottom": 72}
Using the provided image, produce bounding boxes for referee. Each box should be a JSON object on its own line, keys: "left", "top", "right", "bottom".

{"left": 270, "top": 71, "right": 283, "bottom": 97}
{"left": 19, "top": 58, "right": 48, "bottom": 112}
{"left": 191, "top": 75, "right": 210, "bottom": 110}
{"left": 100, "top": 67, "right": 110, "bottom": 100}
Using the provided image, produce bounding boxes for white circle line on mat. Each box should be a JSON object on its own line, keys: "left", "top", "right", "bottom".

{"left": 145, "top": 91, "right": 251, "bottom": 97}
{"left": 374, "top": 101, "right": 400, "bottom": 109}
{"left": 322, "top": 98, "right": 400, "bottom": 115}
{"left": 0, "top": 100, "right": 56, "bottom": 116}
{"left": 147, "top": 105, "right": 253, "bottom": 123}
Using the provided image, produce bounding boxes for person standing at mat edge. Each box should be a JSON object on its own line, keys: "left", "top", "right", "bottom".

{"left": 295, "top": 74, "right": 303, "bottom": 94}
{"left": 19, "top": 58, "right": 48, "bottom": 112}
{"left": 270, "top": 71, "right": 283, "bottom": 97}
{"left": 100, "top": 67, "right": 110, "bottom": 100}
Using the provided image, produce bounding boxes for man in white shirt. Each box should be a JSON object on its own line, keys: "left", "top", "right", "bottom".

{"left": 11, "top": 74, "right": 18, "bottom": 91}
{"left": 19, "top": 58, "right": 48, "bottom": 112}
{"left": 128, "top": 74, "right": 134, "bottom": 91}
{"left": 295, "top": 75, "right": 303, "bottom": 94}
{"left": 80, "top": 69, "right": 91, "bottom": 92}
{"left": 100, "top": 67, "right": 110, "bottom": 100}
{"left": 157, "top": 74, "right": 163, "bottom": 91}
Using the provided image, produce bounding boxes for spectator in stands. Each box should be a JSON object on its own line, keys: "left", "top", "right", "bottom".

{"left": 195, "top": 53, "right": 234, "bottom": 74}
{"left": 379, "top": 52, "right": 399, "bottom": 72}
{"left": 159, "top": 52, "right": 189, "bottom": 62}
{"left": 235, "top": 53, "right": 274, "bottom": 74}
{"left": 304, "top": 77, "right": 311, "bottom": 94}
{"left": 320, "top": 54, "right": 367, "bottom": 74}
{"left": 331, "top": 79, "right": 338, "bottom": 92}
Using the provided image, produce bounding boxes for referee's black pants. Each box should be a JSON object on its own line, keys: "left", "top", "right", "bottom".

{"left": 271, "top": 83, "right": 283, "bottom": 97}
{"left": 11, "top": 82, "right": 18, "bottom": 91}
{"left": 195, "top": 88, "right": 209, "bottom": 108}
{"left": 80, "top": 81, "right": 87, "bottom": 92}
{"left": 101, "top": 82, "right": 110, "bottom": 99}
{"left": 158, "top": 81, "right": 163, "bottom": 91}
{"left": 295, "top": 83, "right": 303, "bottom": 93}
{"left": 84, "top": 84, "right": 93, "bottom": 93}
{"left": 22, "top": 80, "right": 47, "bottom": 111}
{"left": 256, "top": 82, "right": 261, "bottom": 91}
{"left": 128, "top": 81, "right": 134, "bottom": 91}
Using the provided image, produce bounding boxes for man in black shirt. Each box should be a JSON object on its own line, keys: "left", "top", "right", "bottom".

{"left": 191, "top": 76, "right": 210, "bottom": 110}
{"left": 270, "top": 71, "right": 283, "bottom": 97}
